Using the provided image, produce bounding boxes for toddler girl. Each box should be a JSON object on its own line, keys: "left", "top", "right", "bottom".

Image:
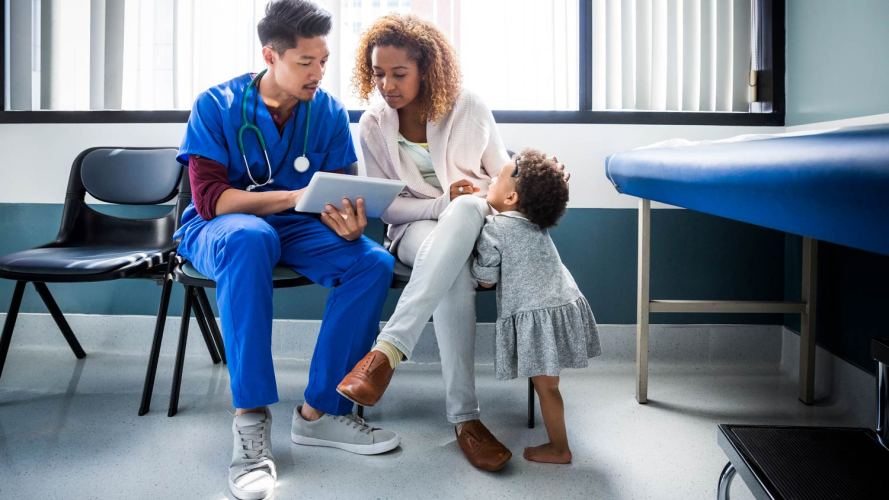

{"left": 472, "top": 148, "right": 601, "bottom": 464}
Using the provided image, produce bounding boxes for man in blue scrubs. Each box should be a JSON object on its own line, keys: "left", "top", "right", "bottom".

{"left": 174, "top": 1, "right": 399, "bottom": 498}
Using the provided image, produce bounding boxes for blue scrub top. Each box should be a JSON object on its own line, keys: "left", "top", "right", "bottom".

{"left": 177, "top": 72, "right": 357, "bottom": 228}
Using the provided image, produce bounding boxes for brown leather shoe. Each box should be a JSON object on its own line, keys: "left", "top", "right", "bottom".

{"left": 455, "top": 420, "right": 512, "bottom": 472}
{"left": 336, "top": 350, "right": 395, "bottom": 406}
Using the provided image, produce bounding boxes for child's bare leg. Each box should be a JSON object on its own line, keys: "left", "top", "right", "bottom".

{"left": 524, "top": 375, "right": 572, "bottom": 464}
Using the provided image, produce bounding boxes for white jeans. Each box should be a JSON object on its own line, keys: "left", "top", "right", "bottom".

{"left": 378, "top": 195, "right": 490, "bottom": 424}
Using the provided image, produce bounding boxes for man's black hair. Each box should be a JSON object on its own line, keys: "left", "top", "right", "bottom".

{"left": 257, "top": 0, "right": 332, "bottom": 54}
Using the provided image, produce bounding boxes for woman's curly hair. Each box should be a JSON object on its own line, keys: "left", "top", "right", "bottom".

{"left": 513, "top": 148, "right": 570, "bottom": 230}
{"left": 352, "top": 14, "right": 462, "bottom": 123}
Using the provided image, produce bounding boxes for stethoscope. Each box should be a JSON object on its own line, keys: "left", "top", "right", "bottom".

{"left": 237, "top": 69, "right": 313, "bottom": 191}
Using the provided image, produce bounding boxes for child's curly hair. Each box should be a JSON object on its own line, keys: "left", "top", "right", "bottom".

{"left": 513, "top": 148, "right": 570, "bottom": 230}
{"left": 352, "top": 14, "right": 462, "bottom": 123}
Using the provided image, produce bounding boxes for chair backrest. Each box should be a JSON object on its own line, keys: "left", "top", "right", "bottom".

{"left": 54, "top": 147, "right": 185, "bottom": 248}
{"left": 81, "top": 148, "right": 182, "bottom": 205}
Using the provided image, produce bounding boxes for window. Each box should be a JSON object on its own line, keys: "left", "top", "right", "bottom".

{"left": 591, "top": 0, "right": 751, "bottom": 112}
{"left": 1, "top": 0, "right": 783, "bottom": 124}
{"left": 336, "top": 0, "right": 578, "bottom": 111}
{"left": 4, "top": 0, "right": 269, "bottom": 111}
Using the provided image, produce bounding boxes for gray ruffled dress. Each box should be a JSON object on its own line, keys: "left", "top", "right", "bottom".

{"left": 471, "top": 212, "right": 601, "bottom": 380}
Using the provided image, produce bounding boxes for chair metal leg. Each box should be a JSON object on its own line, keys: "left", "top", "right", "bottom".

{"left": 168, "top": 286, "right": 194, "bottom": 417}
{"left": 139, "top": 268, "right": 174, "bottom": 416}
{"left": 528, "top": 377, "right": 536, "bottom": 429}
{"left": 717, "top": 462, "right": 736, "bottom": 500}
{"left": 32, "top": 281, "right": 86, "bottom": 359}
{"left": 194, "top": 287, "right": 225, "bottom": 364}
{"left": 190, "top": 287, "right": 221, "bottom": 365}
{"left": 0, "top": 281, "right": 28, "bottom": 381}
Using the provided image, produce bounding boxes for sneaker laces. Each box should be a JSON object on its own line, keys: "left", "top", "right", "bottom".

{"left": 334, "top": 413, "right": 376, "bottom": 435}
{"left": 237, "top": 420, "right": 272, "bottom": 463}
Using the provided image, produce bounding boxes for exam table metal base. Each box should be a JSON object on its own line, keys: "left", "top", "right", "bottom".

{"left": 635, "top": 198, "right": 817, "bottom": 405}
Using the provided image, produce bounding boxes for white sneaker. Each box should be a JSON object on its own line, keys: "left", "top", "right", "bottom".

{"left": 291, "top": 405, "right": 401, "bottom": 455}
{"left": 229, "top": 409, "right": 276, "bottom": 500}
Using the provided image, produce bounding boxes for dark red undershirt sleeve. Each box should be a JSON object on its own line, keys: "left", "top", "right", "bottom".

{"left": 189, "top": 155, "right": 232, "bottom": 220}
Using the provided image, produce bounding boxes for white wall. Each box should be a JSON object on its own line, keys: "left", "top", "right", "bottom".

{"left": 0, "top": 121, "right": 785, "bottom": 207}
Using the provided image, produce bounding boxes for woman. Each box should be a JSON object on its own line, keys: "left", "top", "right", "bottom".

{"left": 336, "top": 14, "right": 513, "bottom": 471}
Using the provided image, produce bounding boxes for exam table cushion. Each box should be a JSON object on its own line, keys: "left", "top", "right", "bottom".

{"left": 604, "top": 125, "right": 889, "bottom": 256}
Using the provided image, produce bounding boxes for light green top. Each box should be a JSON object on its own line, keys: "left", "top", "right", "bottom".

{"left": 397, "top": 133, "right": 441, "bottom": 189}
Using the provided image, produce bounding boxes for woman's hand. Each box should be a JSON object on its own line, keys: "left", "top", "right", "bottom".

{"left": 320, "top": 197, "right": 367, "bottom": 241}
{"left": 449, "top": 179, "right": 480, "bottom": 200}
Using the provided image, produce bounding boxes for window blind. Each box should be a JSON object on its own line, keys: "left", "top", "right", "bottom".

{"left": 591, "top": 0, "right": 752, "bottom": 112}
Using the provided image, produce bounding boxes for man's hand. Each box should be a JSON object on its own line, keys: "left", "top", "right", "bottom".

{"left": 289, "top": 188, "right": 306, "bottom": 210}
{"left": 320, "top": 197, "right": 367, "bottom": 241}
{"left": 449, "top": 179, "right": 480, "bottom": 200}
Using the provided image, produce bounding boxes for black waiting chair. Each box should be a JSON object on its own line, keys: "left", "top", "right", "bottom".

{"left": 0, "top": 147, "right": 221, "bottom": 390}
{"left": 156, "top": 260, "right": 312, "bottom": 417}
{"left": 716, "top": 337, "right": 889, "bottom": 499}
{"left": 143, "top": 163, "right": 360, "bottom": 417}
{"left": 136, "top": 159, "right": 239, "bottom": 417}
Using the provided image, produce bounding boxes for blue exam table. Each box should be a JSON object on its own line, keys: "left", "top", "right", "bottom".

{"left": 605, "top": 125, "right": 889, "bottom": 499}
{"left": 606, "top": 125, "right": 889, "bottom": 256}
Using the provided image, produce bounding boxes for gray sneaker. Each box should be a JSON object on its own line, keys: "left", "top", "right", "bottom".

{"left": 291, "top": 405, "right": 401, "bottom": 455}
{"left": 229, "top": 409, "right": 276, "bottom": 500}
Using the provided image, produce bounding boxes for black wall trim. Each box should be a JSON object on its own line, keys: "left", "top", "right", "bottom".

{"left": 0, "top": 110, "right": 191, "bottom": 124}
{"left": 491, "top": 110, "right": 784, "bottom": 126}
{"left": 579, "top": 0, "right": 593, "bottom": 112}
{"left": 773, "top": 0, "right": 786, "bottom": 118}
{"left": 0, "top": 109, "right": 785, "bottom": 126}
{"left": 1, "top": 0, "right": 785, "bottom": 127}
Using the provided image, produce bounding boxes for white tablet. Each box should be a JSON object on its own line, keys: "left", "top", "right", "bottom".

{"left": 294, "top": 172, "right": 406, "bottom": 218}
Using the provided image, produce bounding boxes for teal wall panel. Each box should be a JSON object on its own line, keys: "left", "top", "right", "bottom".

{"left": 783, "top": 0, "right": 889, "bottom": 374}
{"left": 1, "top": 203, "right": 786, "bottom": 326}
{"left": 786, "top": 0, "right": 889, "bottom": 125}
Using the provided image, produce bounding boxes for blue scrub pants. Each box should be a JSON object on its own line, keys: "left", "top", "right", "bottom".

{"left": 177, "top": 212, "right": 394, "bottom": 415}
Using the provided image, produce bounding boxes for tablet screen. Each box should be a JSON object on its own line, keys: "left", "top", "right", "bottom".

{"left": 294, "top": 172, "right": 407, "bottom": 218}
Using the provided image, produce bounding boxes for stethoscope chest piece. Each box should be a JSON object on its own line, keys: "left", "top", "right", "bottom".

{"left": 294, "top": 155, "right": 310, "bottom": 173}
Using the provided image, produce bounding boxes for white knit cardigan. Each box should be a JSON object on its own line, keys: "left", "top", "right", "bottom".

{"left": 359, "top": 90, "right": 511, "bottom": 247}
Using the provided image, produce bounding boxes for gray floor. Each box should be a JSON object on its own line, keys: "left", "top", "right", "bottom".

{"left": 0, "top": 346, "right": 865, "bottom": 499}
